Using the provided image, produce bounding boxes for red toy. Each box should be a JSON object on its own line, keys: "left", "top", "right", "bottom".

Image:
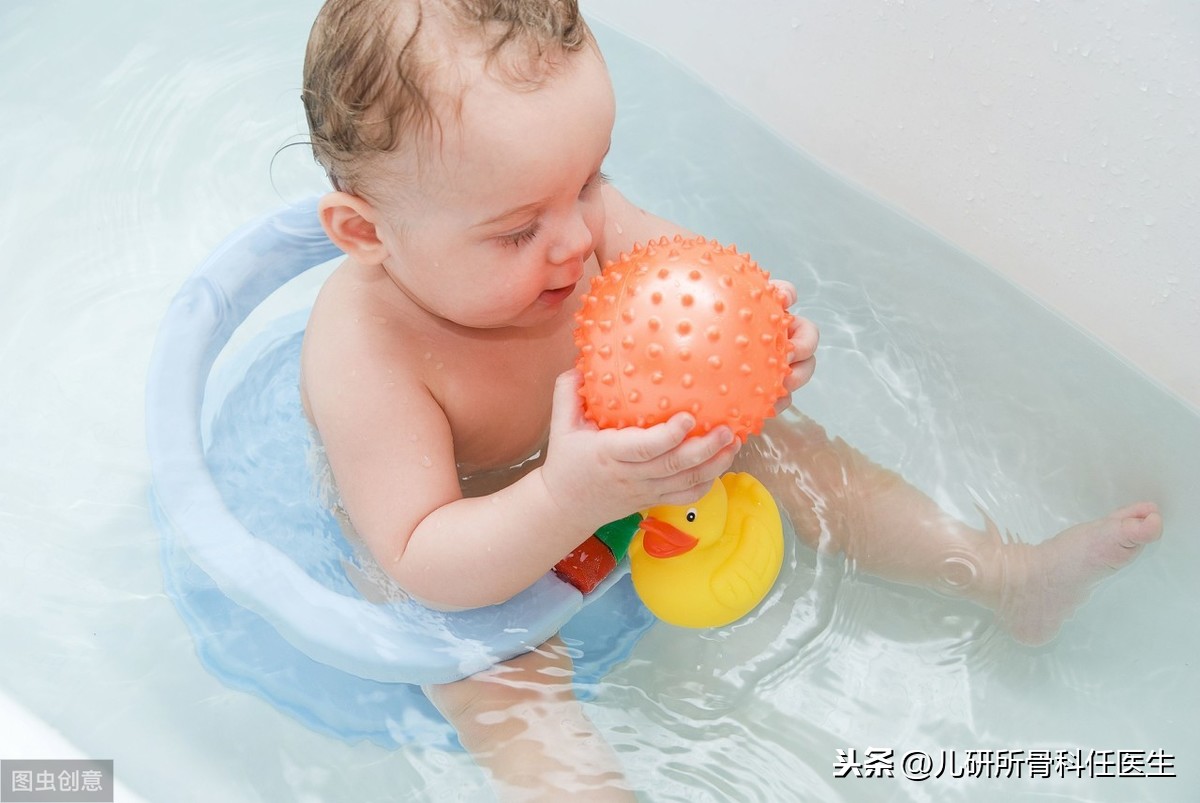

{"left": 552, "top": 513, "right": 641, "bottom": 594}
{"left": 574, "top": 235, "right": 793, "bottom": 442}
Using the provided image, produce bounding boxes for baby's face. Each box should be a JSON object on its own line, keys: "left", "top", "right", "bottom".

{"left": 371, "top": 44, "right": 616, "bottom": 330}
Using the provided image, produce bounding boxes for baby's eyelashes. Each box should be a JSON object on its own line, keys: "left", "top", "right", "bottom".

{"left": 579, "top": 170, "right": 609, "bottom": 198}
{"left": 498, "top": 221, "right": 541, "bottom": 248}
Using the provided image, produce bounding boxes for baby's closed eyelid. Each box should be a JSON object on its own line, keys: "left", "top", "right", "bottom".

{"left": 497, "top": 220, "right": 541, "bottom": 247}
{"left": 580, "top": 170, "right": 609, "bottom": 195}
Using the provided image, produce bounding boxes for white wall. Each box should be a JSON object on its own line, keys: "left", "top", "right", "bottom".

{"left": 583, "top": 0, "right": 1200, "bottom": 409}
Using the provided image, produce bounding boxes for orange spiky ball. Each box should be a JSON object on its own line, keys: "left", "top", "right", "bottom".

{"left": 574, "top": 235, "right": 793, "bottom": 442}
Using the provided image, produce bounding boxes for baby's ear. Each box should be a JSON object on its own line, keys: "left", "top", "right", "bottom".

{"left": 318, "top": 191, "right": 389, "bottom": 264}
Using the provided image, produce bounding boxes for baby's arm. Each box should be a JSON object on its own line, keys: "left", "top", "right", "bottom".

{"left": 307, "top": 334, "right": 738, "bottom": 610}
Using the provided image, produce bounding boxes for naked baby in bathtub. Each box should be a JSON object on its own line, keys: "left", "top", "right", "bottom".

{"left": 297, "top": 0, "right": 1163, "bottom": 799}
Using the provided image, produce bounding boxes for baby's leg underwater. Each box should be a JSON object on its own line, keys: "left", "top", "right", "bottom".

{"left": 424, "top": 636, "right": 635, "bottom": 802}
{"left": 737, "top": 416, "right": 1162, "bottom": 644}
{"left": 991, "top": 501, "right": 1161, "bottom": 645}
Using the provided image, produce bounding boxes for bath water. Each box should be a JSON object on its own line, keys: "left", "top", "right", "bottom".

{"left": 1, "top": 0, "right": 1196, "bottom": 800}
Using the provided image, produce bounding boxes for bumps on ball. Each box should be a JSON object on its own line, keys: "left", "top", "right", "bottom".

{"left": 574, "top": 235, "right": 794, "bottom": 442}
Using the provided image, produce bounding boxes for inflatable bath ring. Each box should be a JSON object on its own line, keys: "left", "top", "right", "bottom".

{"left": 146, "top": 198, "right": 654, "bottom": 749}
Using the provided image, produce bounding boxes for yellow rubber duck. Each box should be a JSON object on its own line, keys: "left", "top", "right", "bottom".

{"left": 629, "top": 472, "right": 784, "bottom": 628}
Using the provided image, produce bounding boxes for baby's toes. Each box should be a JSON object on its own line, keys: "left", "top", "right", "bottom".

{"left": 1120, "top": 507, "right": 1162, "bottom": 546}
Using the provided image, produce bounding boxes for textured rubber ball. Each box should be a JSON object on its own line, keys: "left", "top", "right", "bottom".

{"left": 574, "top": 235, "right": 793, "bottom": 441}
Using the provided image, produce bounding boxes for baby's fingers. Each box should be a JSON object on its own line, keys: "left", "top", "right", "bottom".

{"left": 549, "top": 369, "right": 588, "bottom": 432}
{"left": 789, "top": 316, "right": 819, "bottom": 362}
{"left": 647, "top": 433, "right": 741, "bottom": 503}
{"left": 771, "top": 279, "right": 798, "bottom": 308}
{"left": 604, "top": 412, "right": 696, "bottom": 464}
{"left": 648, "top": 424, "right": 737, "bottom": 477}
{"left": 777, "top": 316, "right": 819, "bottom": 410}
{"left": 776, "top": 354, "right": 816, "bottom": 413}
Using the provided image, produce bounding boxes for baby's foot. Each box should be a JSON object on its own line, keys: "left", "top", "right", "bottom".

{"left": 995, "top": 502, "right": 1162, "bottom": 646}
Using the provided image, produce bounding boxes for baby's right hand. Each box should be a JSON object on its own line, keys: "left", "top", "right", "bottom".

{"left": 538, "top": 370, "right": 741, "bottom": 530}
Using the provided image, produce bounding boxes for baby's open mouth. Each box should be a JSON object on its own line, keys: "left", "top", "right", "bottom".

{"left": 539, "top": 283, "right": 577, "bottom": 304}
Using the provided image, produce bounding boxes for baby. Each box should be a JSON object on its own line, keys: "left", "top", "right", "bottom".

{"left": 299, "top": 0, "right": 1162, "bottom": 799}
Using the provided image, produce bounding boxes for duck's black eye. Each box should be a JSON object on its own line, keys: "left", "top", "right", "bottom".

{"left": 686, "top": 508, "right": 697, "bottom": 522}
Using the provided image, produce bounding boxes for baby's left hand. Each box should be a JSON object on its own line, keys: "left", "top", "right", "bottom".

{"left": 771, "top": 279, "right": 819, "bottom": 414}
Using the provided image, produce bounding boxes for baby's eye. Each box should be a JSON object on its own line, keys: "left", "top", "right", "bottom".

{"left": 498, "top": 222, "right": 540, "bottom": 248}
{"left": 580, "top": 170, "right": 610, "bottom": 197}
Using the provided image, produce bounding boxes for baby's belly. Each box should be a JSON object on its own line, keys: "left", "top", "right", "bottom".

{"left": 457, "top": 448, "right": 547, "bottom": 498}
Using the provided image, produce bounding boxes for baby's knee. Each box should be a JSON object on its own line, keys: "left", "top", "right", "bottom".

{"left": 424, "top": 641, "right": 579, "bottom": 737}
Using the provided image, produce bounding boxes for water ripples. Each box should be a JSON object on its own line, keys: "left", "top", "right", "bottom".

{"left": 2, "top": 5, "right": 1187, "bottom": 800}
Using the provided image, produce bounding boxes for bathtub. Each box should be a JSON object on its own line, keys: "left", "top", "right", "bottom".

{"left": 2, "top": 1, "right": 1196, "bottom": 801}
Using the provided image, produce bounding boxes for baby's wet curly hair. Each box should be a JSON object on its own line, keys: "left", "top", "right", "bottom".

{"left": 302, "top": 0, "right": 594, "bottom": 194}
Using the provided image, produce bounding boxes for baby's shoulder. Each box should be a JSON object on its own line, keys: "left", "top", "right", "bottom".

{"left": 301, "top": 261, "right": 426, "bottom": 401}
{"left": 313, "top": 260, "right": 423, "bottom": 341}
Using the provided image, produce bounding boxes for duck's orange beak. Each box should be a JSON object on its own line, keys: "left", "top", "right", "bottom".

{"left": 638, "top": 518, "right": 699, "bottom": 558}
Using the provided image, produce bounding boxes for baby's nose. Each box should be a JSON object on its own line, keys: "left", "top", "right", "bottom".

{"left": 548, "top": 210, "right": 594, "bottom": 265}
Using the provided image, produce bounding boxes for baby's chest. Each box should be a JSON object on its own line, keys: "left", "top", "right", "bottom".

{"left": 434, "top": 345, "right": 571, "bottom": 471}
